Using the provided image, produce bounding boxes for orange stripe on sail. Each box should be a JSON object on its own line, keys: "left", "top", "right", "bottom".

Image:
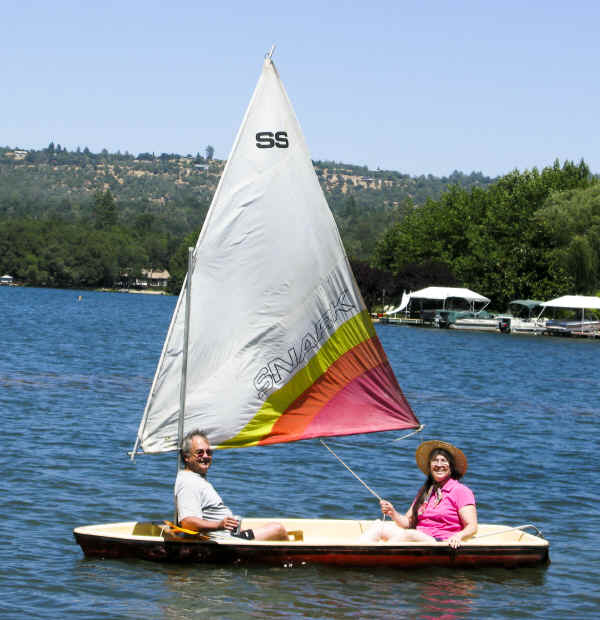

{"left": 258, "top": 336, "right": 387, "bottom": 444}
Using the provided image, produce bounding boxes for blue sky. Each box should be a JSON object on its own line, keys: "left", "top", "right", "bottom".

{"left": 3, "top": 0, "right": 598, "bottom": 176}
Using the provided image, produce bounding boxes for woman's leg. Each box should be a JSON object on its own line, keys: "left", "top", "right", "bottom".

{"left": 360, "top": 521, "right": 409, "bottom": 543}
{"left": 394, "top": 529, "right": 436, "bottom": 543}
{"left": 359, "top": 520, "right": 385, "bottom": 542}
{"left": 360, "top": 521, "right": 437, "bottom": 544}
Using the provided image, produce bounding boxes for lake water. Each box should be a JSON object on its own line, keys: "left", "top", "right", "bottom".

{"left": 1, "top": 286, "right": 598, "bottom": 618}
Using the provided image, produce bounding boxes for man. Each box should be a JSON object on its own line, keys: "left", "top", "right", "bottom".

{"left": 175, "top": 429, "right": 288, "bottom": 541}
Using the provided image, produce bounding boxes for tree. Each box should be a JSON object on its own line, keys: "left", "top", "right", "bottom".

{"left": 167, "top": 229, "right": 201, "bottom": 294}
{"left": 533, "top": 183, "right": 600, "bottom": 294}
{"left": 93, "top": 190, "right": 118, "bottom": 229}
{"left": 565, "top": 236, "right": 597, "bottom": 293}
{"left": 205, "top": 145, "right": 215, "bottom": 161}
{"left": 373, "top": 160, "right": 593, "bottom": 308}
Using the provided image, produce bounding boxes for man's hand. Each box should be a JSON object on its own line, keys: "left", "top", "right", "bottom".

{"left": 220, "top": 516, "right": 240, "bottom": 531}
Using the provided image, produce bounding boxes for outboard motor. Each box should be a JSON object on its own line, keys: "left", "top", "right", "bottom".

{"left": 436, "top": 311, "right": 451, "bottom": 328}
{"left": 499, "top": 317, "right": 511, "bottom": 333}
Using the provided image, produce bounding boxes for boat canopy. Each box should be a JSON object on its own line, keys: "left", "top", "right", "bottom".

{"left": 385, "top": 286, "right": 490, "bottom": 316}
{"left": 540, "top": 295, "right": 600, "bottom": 310}
{"left": 407, "top": 286, "right": 490, "bottom": 303}
{"left": 509, "top": 299, "right": 544, "bottom": 309}
{"left": 385, "top": 291, "right": 411, "bottom": 315}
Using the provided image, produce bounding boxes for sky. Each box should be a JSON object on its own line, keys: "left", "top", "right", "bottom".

{"left": 2, "top": 0, "right": 599, "bottom": 177}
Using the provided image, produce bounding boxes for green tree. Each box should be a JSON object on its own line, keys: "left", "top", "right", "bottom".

{"left": 167, "top": 230, "right": 201, "bottom": 294}
{"left": 373, "top": 160, "right": 593, "bottom": 308}
{"left": 533, "top": 183, "right": 600, "bottom": 294}
{"left": 93, "top": 190, "right": 118, "bottom": 229}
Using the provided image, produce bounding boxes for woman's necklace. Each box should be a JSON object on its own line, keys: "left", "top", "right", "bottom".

{"left": 419, "top": 481, "right": 445, "bottom": 515}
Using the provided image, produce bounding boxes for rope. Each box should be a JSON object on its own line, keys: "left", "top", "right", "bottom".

{"left": 392, "top": 424, "right": 425, "bottom": 442}
{"left": 320, "top": 439, "right": 382, "bottom": 501}
{"left": 320, "top": 427, "right": 424, "bottom": 502}
{"left": 473, "top": 524, "right": 544, "bottom": 539}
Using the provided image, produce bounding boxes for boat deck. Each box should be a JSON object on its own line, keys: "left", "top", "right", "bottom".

{"left": 75, "top": 518, "right": 547, "bottom": 546}
{"left": 237, "top": 518, "right": 546, "bottom": 546}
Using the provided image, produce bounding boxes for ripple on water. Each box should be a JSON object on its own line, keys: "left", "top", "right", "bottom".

{"left": 1, "top": 289, "right": 599, "bottom": 617}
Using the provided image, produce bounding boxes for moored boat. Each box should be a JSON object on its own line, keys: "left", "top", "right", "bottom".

{"left": 448, "top": 311, "right": 500, "bottom": 332}
{"left": 540, "top": 295, "right": 600, "bottom": 337}
{"left": 386, "top": 287, "right": 492, "bottom": 328}
{"left": 497, "top": 300, "right": 546, "bottom": 335}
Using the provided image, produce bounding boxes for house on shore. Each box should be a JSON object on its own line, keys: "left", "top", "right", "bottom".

{"left": 139, "top": 269, "right": 170, "bottom": 289}
{"left": 118, "top": 269, "right": 170, "bottom": 290}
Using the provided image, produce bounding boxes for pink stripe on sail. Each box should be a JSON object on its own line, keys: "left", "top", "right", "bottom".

{"left": 299, "top": 363, "right": 418, "bottom": 440}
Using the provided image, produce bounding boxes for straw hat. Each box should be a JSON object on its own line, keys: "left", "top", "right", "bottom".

{"left": 415, "top": 440, "right": 468, "bottom": 476}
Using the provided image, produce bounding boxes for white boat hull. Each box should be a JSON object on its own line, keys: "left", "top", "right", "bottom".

{"left": 449, "top": 318, "right": 500, "bottom": 332}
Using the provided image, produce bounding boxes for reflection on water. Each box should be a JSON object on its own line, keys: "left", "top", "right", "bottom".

{"left": 148, "top": 562, "right": 549, "bottom": 619}
{"left": 417, "top": 576, "right": 476, "bottom": 619}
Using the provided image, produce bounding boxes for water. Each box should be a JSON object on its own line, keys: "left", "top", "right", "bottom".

{"left": 1, "top": 287, "right": 598, "bottom": 618}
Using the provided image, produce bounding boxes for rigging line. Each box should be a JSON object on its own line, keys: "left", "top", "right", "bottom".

{"left": 473, "top": 524, "right": 544, "bottom": 539}
{"left": 320, "top": 439, "right": 382, "bottom": 501}
{"left": 309, "top": 425, "right": 424, "bottom": 451}
{"left": 129, "top": 439, "right": 140, "bottom": 461}
{"left": 392, "top": 424, "right": 425, "bottom": 442}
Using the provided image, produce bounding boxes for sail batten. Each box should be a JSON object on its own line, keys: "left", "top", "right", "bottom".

{"left": 135, "top": 56, "right": 419, "bottom": 455}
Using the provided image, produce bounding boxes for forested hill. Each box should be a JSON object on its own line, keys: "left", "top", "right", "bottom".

{"left": 1, "top": 145, "right": 597, "bottom": 309}
{"left": 0, "top": 144, "right": 495, "bottom": 260}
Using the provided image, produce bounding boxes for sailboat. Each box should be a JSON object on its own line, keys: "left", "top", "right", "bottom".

{"left": 74, "top": 51, "right": 549, "bottom": 568}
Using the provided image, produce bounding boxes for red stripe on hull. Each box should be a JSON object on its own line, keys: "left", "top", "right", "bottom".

{"left": 75, "top": 533, "right": 550, "bottom": 568}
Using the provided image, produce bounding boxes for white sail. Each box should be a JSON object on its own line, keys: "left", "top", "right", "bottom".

{"left": 134, "top": 56, "right": 417, "bottom": 454}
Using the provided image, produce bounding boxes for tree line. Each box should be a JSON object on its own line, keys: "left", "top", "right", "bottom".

{"left": 0, "top": 144, "right": 496, "bottom": 265}
{"left": 0, "top": 190, "right": 181, "bottom": 291}
{"left": 372, "top": 159, "right": 598, "bottom": 309}
{"left": 1, "top": 144, "right": 597, "bottom": 310}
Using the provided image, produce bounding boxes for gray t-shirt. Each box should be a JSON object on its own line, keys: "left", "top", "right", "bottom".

{"left": 174, "top": 469, "right": 233, "bottom": 524}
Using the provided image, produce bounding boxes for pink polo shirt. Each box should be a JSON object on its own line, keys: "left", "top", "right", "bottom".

{"left": 415, "top": 477, "right": 475, "bottom": 540}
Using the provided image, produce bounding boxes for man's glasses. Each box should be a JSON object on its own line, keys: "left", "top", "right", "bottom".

{"left": 191, "top": 448, "right": 213, "bottom": 458}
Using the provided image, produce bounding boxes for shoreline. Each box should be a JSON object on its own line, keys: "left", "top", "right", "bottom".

{"left": 1, "top": 284, "right": 173, "bottom": 296}
{"left": 99, "top": 287, "right": 171, "bottom": 295}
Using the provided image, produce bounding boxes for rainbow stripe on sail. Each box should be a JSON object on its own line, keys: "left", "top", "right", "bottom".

{"left": 219, "top": 310, "right": 417, "bottom": 448}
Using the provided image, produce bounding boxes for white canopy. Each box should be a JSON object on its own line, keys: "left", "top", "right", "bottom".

{"left": 541, "top": 295, "right": 600, "bottom": 310}
{"left": 408, "top": 286, "right": 490, "bottom": 303}
{"left": 385, "top": 291, "right": 411, "bottom": 315}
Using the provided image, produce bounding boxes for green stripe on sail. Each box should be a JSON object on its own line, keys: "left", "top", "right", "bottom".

{"left": 220, "top": 310, "right": 375, "bottom": 448}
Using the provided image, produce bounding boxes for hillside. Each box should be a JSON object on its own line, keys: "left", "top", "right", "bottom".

{"left": 0, "top": 145, "right": 495, "bottom": 260}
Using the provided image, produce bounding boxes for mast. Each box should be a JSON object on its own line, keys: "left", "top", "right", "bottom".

{"left": 177, "top": 247, "right": 195, "bottom": 472}
{"left": 174, "top": 247, "right": 194, "bottom": 523}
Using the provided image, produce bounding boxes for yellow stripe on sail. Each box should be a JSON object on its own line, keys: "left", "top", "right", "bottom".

{"left": 219, "top": 310, "right": 375, "bottom": 448}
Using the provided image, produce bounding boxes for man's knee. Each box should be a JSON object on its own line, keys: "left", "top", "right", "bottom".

{"left": 270, "top": 522, "right": 287, "bottom": 540}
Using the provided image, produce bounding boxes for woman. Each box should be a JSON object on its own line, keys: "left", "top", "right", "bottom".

{"left": 360, "top": 440, "right": 477, "bottom": 548}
